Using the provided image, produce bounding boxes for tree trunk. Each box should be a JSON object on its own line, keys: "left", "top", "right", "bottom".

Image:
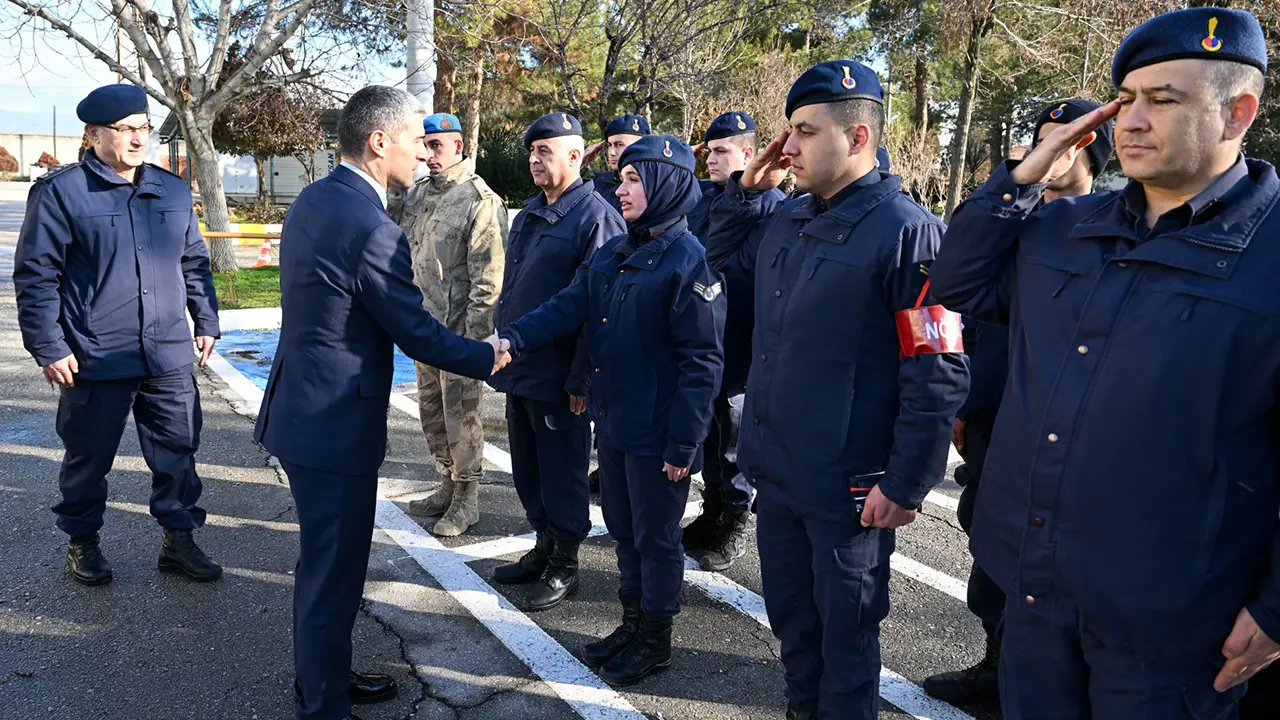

{"left": 597, "top": 33, "right": 627, "bottom": 135}
{"left": 183, "top": 114, "right": 237, "bottom": 273}
{"left": 987, "top": 119, "right": 1003, "bottom": 174}
{"left": 913, "top": 49, "right": 929, "bottom": 133}
{"left": 462, "top": 44, "right": 484, "bottom": 158}
{"left": 255, "top": 155, "right": 268, "bottom": 205}
{"left": 943, "top": 4, "right": 993, "bottom": 223}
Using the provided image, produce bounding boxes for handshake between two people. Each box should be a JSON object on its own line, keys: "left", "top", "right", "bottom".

{"left": 485, "top": 334, "right": 513, "bottom": 376}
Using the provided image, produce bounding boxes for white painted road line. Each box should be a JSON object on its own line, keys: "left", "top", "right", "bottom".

{"left": 374, "top": 498, "right": 645, "bottom": 720}
{"left": 890, "top": 553, "right": 969, "bottom": 603}
{"left": 925, "top": 490, "right": 960, "bottom": 513}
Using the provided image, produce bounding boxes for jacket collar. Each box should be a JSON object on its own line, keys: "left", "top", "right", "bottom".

{"left": 790, "top": 171, "right": 904, "bottom": 244}
{"left": 428, "top": 157, "right": 476, "bottom": 190}
{"left": 617, "top": 217, "right": 688, "bottom": 270}
{"left": 332, "top": 164, "right": 386, "bottom": 211}
{"left": 523, "top": 178, "right": 593, "bottom": 225}
{"left": 83, "top": 149, "right": 163, "bottom": 197}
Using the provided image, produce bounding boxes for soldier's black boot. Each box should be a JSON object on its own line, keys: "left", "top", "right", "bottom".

{"left": 922, "top": 632, "right": 1001, "bottom": 704}
{"left": 597, "top": 614, "right": 672, "bottom": 686}
{"left": 698, "top": 508, "right": 753, "bottom": 572}
{"left": 67, "top": 533, "right": 113, "bottom": 586}
{"left": 785, "top": 703, "right": 819, "bottom": 720}
{"left": 493, "top": 531, "right": 553, "bottom": 584}
{"left": 583, "top": 592, "right": 642, "bottom": 668}
{"left": 681, "top": 491, "right": 722, "bottom": 552}
{"left": 158, "top": 529, "right": 223, "bottom": 581}
{"left": 588, "top": 468, "right": 601, "bottom": 494}
{"left": 525, "top": 541, "right": 579, "bottom": 611}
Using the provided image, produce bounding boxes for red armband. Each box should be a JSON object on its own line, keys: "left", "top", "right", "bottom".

{"left": 894, "top": 280, "right": 963, "bottom": 358}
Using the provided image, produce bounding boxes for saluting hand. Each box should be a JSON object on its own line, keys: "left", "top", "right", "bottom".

{"left": 42, "top": 354, "right": 79, "bottom": 387}
{"left": 1010, "top": 100, "right": 1120, "bottom": 186}
{"left": 1214, "top": 608, "right": 1280, "bottom": 692}
{"left": 691, "top": 142, "right": 707, "bottom": 158}
{"left": 860, "top": 485, "right": 918, "bottom": 530}
{"left": 583, "top": 141, "right": 605, "bottom": 168}
{"left": 663, "top": 463, "right": 689, "bottom": 482}
{"left": 740, "top": 130, "right": 792, "bottom": 191}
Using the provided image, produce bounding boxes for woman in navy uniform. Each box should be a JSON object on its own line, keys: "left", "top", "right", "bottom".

{"left": 500, "top": 134, "right": 725, "bottom": 687}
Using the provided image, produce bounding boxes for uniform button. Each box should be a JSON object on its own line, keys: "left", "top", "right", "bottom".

{"left": 1025, "top": 595, "right": 1036, "bottom": 606}
{"left": 1047, "top": 433, "right": 1059, "bottom": 443}
{"left": 774, "top": 290, "right": 782, "bottom": 297}
{"left": 601, "top": 317, "right": 608, "bottom": 324}
{"left": 595, "top": 368, "right": 601, "bottom": 373}
{"left": 137, "top": 245, "right": 143, "bottom": 250}
{"left": 647, "top": 259, "right": 653, "bottom": 265}
{"left": 1217, "top": 260, "right": 1228, "bottom": 268}
{"left": 1117, "top": 261, "right": 1128, "bottom": 268}
{"left": 499, "top": 300, "right": 504, "bottom": 305}
{"left": 1002, "top": 193, "right": 1014, "bottom": 202}
{"left": 760, "top": 354, "right": 767, "bottom": 361}
{"left": 514, "top": 258, "right": 520, "bottom": 263}
{"left": 1033, "top": 517, "right": 1045, "bottom": 527}
{"left": 753, "top": 417, "right": 760, "bottom": 426}
{"left": 142, "top": 289, "right": 148, "bottom": 295}
{"left": 1077, "top": 345, "right": 1089, "bottom": 355}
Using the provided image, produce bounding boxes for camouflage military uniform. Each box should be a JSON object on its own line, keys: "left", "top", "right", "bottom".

{"left": 395, "top": 157, "right": 507, "bottom": 535}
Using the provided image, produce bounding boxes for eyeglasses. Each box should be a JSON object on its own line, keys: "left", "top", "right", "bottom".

{"left": 101, "top": 123, "right": 153, "bottom": 136}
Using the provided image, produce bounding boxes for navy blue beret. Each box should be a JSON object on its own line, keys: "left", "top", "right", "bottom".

{"left": 1032, "top": 99, "right": 1113, "bottom": 176}
{"left": 618, "top": 134, "right": 696, "bottom": 173}
{"left": 786, "top": 60, "right": 883, "bottom": 119}
{"left": 875, "top": 147, "right": 890, "bottom": 172}
{"left": 524, "top": 112, "right": 583, "bottom": 148}
{"left": 76, "top": 84, "right": 148, "bottom": 125}
{"left": 424, "top": 113, "right": 462, "bottom": 135}
{"left": 703, "top": 111, "right": 756, "bottom": 143}
{"left": 1112, "top": 8, "right": 1267, "bottom": 87}
{"left": 605, "top": 114, "right": 650, "bottom": 139}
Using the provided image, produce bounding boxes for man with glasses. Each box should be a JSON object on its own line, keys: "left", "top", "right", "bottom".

{"left": 13, "top": 83, "right": 223, "bottom": 586}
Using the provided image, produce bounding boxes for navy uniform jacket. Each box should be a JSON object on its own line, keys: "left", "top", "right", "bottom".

{"left": 254, "top": 166, "right": 495, "bottom": 476}
{"left": 490, "top": 179, "right": 626, "bottom": 402}
{"left": 591, "top": 171, "right": 624, "bottom": 215}
{"left": 707, "top": 170, "right": 969, "bottom": 520}
{"left": 502, "top": 219, "right": 725, "bottom": 468}
{"left": 931, "top": 160, "right": 1280, "bottom": 665}
{"left": 688, "top": 178, "right": 785, "bottom": 395}
{"left": 14, "top": 149, "right": 219, "bottom": 380}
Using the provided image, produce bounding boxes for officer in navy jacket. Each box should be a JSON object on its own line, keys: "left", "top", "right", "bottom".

{"left": 487, "top": 113, "right": 627, "bottom": 612}
{"left": 14, "top": 84, "right": 222, "bottom": 587}
{"left": 681, "top": 110, "right": 785, "bottom": 570}
{"left": 588, "top": 114, "right": 650, "bottom": 215}
{"left": 704, "top": 61, "right": 969, "bottom": 719}
{"left": 502, "top": 134, "right": 725, "bottom": 687}
{"left": 254, "top": 86, "right": 504, "bottom": 720}
{"left": 931, "top": 8, "right": 1280, "bottom": 718}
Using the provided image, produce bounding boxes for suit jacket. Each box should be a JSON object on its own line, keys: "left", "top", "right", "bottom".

{"left": 254, "top": 165, "right": 494, "bottom": 476}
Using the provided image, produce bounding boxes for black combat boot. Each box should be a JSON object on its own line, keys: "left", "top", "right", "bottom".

{"left": 67, "top": 533, "right": 113, "bottom": 586}
{"left": 597, "top": 614, "right": 672, "bottom": 686}
{"left": 583, "top": 592, "right": 642, "bottom": 668}
{"left": 922, "top": 632, "right": 1000, "bottom": 704}
{"left": 785, "top": 703, "right": 819, "bottom": 720}
{"left": 681, "top": 491, "right": 722, "bottom": 552}
{"left": 698, "top": 508, "right": 753, "bottom": 572}
{"left": 158, "top": 529, "right": 223, "bottom": 581}
{"left": 526, "top": 541, "right": 579, "bottom": 611}
{"left": 588, "top": 468, "right": 601, "bottom": 494}
{"left": 493, "top": 531, "right": 554, "bottom": 584}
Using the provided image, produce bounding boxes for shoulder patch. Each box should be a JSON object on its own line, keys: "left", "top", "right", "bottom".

{"left": 692, "top": 280, "right": 723, "bottom": 302}
{"left": 36, "top": 162, "right": 83, "bottom": 184}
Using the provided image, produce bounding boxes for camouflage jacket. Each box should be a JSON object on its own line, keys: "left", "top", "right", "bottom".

{"left": 394, "top": 157, "right": 508, "bottom": 340}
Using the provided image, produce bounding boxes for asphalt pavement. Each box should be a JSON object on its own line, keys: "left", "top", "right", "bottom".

{"left": 0, "top": 180, "right": 999, "bottom": 720}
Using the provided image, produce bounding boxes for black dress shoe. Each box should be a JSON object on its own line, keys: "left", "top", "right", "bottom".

{"left": 597, "top": 615, "right": 672, "bottom": 686}
{"left": 786, "top": 704, "right": 818, "bottom": 720}
{"left": 588, "top": 468, "right": 601, "bottom": 494}
{"left": 583, "top": 592, "right": 641, "bottom": 667}
{"left": 295, "top": 671, "right": 397, "bottom": 705}
{"left": 158, "top": 529, "right": 223, "bottom": 581}
{"left": 525, "top": 542, "right": 579, "bottom": 611}
{"left": 493, "top": 531, "right": 553, "bottom": 584}
{"left": 67, "top": 533, "right": 113, "bottom": 586}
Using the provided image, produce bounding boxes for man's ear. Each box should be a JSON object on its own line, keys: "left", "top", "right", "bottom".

{"left": 455, "top": 138, "right": 464, "bottom": 157}
{"left": 848, "top": 125, "right": 871, "bottom": 158}
{"left": 742, "top": 145, "right": 755, "bottom": 162}
{"left": 1224, "top": 91, "right": 1260, "bottom": 141}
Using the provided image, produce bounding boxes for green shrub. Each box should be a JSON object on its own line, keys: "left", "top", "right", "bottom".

{"left": 475, "top": 127, "right": 539, "bottom": 205}
{"left": 231, "top": 202, "right": 288, "bottom": 224}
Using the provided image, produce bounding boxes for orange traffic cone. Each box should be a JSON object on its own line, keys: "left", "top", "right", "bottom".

{"left": 253, "top": 237, "right": 273, "bottom": 268}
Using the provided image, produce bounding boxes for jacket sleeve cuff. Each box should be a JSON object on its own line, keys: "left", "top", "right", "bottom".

{"left": 193, "top": 321, "right": 221, "bottom": 339}
{"left": 32, "top": 340, "right": 73, "bottom": 368}
{"left": 972, "top": 161, "right": 1046, "bottom": 217}
{"left": 499, "top": 328, "right": 523, "bottom": 355}
{"left": 878, "top": 473, "right": 926, "bottom": 512}
{"left": 663, "top": 441, "right": 697, "bottom": 469}
{"left": 1248, "top": 596, "right": 1280, "bottom": 647}
{"left": 724, "top": 171, "right": 771, "bottom": 206}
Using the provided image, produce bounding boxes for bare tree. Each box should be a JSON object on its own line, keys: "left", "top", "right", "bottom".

{"left": 2, "top": 0, "right": 390, "bottom": 271}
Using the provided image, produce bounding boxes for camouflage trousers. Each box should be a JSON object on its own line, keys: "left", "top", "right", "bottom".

{"left": 415, "top": 362, "right": 486, "bottom": 483}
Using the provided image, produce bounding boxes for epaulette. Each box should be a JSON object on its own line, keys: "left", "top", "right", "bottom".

{"left": 35, "top": 162, "right": 83, "bottom": 184}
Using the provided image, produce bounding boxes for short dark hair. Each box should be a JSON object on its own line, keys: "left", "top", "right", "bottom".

{"left": 338, "top": 86, "right": 424, "bottom": 160}
{"left": 1205, "top": 61, "right": 1265, "bottom": 108}
{"left": 824, "top": 98, "right": 885, "bottom": 146}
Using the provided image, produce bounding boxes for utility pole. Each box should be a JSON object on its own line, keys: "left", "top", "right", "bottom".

{"left": 406, "top": 0, "right": 436, "bottom": 112}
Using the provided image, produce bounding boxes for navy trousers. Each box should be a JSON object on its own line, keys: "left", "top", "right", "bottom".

{"left": 757, "top": 489, "right": 893, "bottom": 719}
{"left": 702, "top": 392, "right": 753, "bottom": 511}
{"left": 1000, "top": 596, "right": 1245, "bottom": 720}
{"left": 506, "top": 394, "right": 591, "bottom": 544}
{"left": 596, "top": 436, "right": 690, "bottom": 618}
{"left": 283, "top": 461, "right": 379, "bottom": 720}
{"left": 53, "top": 364, "right": 205, "bottom": 536}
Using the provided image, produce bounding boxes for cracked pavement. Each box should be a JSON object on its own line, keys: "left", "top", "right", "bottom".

{"left": 0, "top": 182, "right": 1000, "bottom": 720}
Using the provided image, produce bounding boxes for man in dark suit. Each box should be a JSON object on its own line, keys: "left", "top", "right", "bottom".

{"left": 254, "top": 85, "right": 509, "bottom": 720}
